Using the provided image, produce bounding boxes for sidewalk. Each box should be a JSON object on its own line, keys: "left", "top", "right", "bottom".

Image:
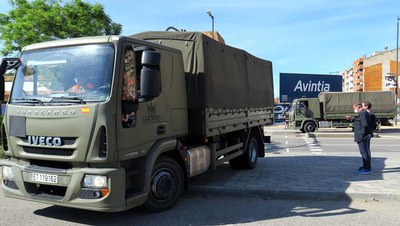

{"left": 265, "top": 124, "right": 400, "bottom": 139}
{"left": 189, "top": 137, "right": 400, "bottom": 202}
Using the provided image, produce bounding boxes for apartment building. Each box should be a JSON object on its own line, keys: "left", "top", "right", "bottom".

{"left": 342, "top": 48, "right": 400, "bottom": 102}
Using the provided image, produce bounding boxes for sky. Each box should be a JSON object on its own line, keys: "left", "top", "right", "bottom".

{"left": 1, "top": 0, "right": 400, "bottom": 97}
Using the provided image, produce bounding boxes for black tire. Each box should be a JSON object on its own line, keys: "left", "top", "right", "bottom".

{"left": 304, "top": 122, "right": 316, "bottom": 133}
{"left": 229, "top": 136, "right": 259, "bottom": 169}
{"left": 242, "top": 136, "right": 259, "bottom": 169}
{"left": 144, "top": 156, "right": 184, "bottom": 212}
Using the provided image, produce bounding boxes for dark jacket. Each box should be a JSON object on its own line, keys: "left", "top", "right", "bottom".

{"left": 368, "top": 110, "right": 377, "bottom": 133}
{"left": 354, "top": 109, "right": 371, "bottom": 142}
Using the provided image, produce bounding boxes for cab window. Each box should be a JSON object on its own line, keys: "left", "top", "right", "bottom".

{"left": 121, "top": 47, "right": 137, "bottom": 128}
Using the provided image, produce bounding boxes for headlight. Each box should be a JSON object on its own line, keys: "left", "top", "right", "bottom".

{"left": 83, "top": 175, "right": 108, "bottom": 188}
{"left": 2, "top": 166, "right": 14, "bottom": 179}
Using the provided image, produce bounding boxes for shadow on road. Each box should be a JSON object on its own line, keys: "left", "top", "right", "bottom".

{"left": 32, "top": 154, "right": 389, "bottom": 225}
{"left": 33, "top": 193, "right": 367, "bottom": 225}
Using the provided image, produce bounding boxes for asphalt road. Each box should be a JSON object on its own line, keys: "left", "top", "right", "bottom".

{"left": 1, "top": 127, "right": 399, "bottom": 225}
{"left": 1, "top": 190, "right": 400, "bottom": 226}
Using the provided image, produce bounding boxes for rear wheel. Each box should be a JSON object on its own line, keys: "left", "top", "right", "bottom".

{"left": 242, "top": 136, "right": 259, "bottom": 169}
{"left": 144, "top": 156, "right": 184, "bottom": 212}
{"left": 229, "top": 136, "right": 259, "bottom": 169}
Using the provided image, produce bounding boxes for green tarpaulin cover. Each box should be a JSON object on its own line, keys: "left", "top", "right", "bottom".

{"left": 319, "top": 91, "right": 395, "bottom": 117}
{"left": 132, "top": 32, "right": 274, "bottom": 109}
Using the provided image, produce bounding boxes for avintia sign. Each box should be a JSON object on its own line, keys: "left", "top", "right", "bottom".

{"left": 279, "top": 73, "right": 342, "bottom": 103}
{"left": 293, "top": 80, "right": 331, "bottom": 92}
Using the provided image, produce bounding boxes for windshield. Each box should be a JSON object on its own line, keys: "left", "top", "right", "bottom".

{"left": 10, "top": 44, "right": 114, "bottom": 105}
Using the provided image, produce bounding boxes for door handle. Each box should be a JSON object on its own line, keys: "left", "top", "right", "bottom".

{"left": 157, "top": 125, "right": 166, "bottom": 135}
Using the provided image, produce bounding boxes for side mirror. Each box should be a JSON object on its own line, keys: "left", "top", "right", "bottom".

{"left": 0, "top": 60, "right": 7, "bottom": 77}
{"left": 0, "top": 58, "right": 20, "bottom": 102}
{"left": 0, "top": 58, "right": 20, "bottom": 76}
{"left": 140, "top": 50, "right": 161, "bottom": 100}
{"left": 294, "top": 101, "right": 300, "bottom": 115}
{"left": 0, "top": 73, "right": 4, "bottom": 102}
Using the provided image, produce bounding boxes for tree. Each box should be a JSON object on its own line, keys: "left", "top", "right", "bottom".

{"left": 0, "top": 0, "right": 122, "bottom": 55}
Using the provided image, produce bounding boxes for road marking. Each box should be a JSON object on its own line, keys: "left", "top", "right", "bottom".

{"left": 284, "top": 133, "right": 290, "bottom": 152}
{"left": 302, "top": 136, "right": 323, "bottom": 153}
{"left": 308, "top": 143, "right": 319, "bottom": 147}
{"left": 310, "top": 148, "right": 322, "bottom": 152}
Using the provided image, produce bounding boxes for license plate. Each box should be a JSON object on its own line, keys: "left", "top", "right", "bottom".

{"left": 30, "top": 173, "right": 58, "bottom": 184}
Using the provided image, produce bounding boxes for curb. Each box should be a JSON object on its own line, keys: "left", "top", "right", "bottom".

{"left": 306, "top": 132, "right": 397, "bottom": 139}
{"left": 189, "top": 185, "right": 400, "bottom": 202}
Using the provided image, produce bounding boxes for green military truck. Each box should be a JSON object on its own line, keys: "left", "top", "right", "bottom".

{"left": 289, "top": 91, "right": 395, "bottom": 132}
{"left": 0, "top": 31, "right": 274, "bottom": 212}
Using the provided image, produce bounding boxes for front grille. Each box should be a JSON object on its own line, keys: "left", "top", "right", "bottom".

{"left": 23, "top": 147, "right": 74, "bottom": 156}
{"left": 4, "top": 180, "right": 19, "bottom": 190}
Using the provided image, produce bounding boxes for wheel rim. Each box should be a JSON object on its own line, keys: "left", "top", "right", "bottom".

{"left": 249, "top": 141, "right": 257, "bottom": 163}
{"left": 306, "top": 124, "right": 315, "bottom": 132}
{"left": 150, "top": 169, "right": 177, "bottom": 200}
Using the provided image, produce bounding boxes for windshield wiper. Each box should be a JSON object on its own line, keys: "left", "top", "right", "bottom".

{"left": 12, "top": 98, "right": 45, "bottom": 106}
{"left": 50, "top": 96, "right": 86, "bottom": 104}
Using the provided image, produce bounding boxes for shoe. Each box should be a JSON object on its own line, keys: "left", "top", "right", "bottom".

{"left": 358, "top": 169, "right": 372, "bottom": 175}
{"left": 356, "top": 167, "right": 364, "bottom": 173}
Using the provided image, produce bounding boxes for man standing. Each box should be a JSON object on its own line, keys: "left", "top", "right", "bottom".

{"left": 346, "top": 103, "right": 372, "bottom": 174}
{"left": 362, "top": 101, "right": 376, "bottom": 173}
{"left": 362, "top": 101, "right": 377, "bottom": 133}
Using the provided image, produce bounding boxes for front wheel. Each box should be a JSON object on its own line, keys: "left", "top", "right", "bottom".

{"left": 144, "top": 156, "right": 184, "bottom": 212}
{"left": 304, "top": 122, "right": 316, "bottom": 133}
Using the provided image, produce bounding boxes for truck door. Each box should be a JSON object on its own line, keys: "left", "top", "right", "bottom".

{"left": 116, "top": 43, "right": 167, "bottom": 160}
{"left": 298, "top": 100, "right": 314, "bottom": 118}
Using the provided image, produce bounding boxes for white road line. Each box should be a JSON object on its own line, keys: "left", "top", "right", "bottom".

{"left": 310, "top": 148, "right": 322, "bottom": 152}
{"left": 302, "top": 136, "right": 324, "bottom": 152}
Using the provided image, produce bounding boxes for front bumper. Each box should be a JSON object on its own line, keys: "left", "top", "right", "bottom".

{"left": 0, "top": 158, "right": 127, "bottom": 212}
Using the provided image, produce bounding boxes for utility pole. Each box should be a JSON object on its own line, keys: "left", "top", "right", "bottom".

{"left": 395, "top": 16, "right": 399, "bottom": 125}
{"left": 207, "top": 10, "right": 215, "bottom": 39}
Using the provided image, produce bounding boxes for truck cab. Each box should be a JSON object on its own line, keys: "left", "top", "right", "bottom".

{"left": 289, "top": 97, "right": 320, "bottom": 132}
{"left": 0, "top": 35, "right": 189, "bottom": 212}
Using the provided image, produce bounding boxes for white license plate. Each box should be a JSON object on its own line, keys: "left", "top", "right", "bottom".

{"left": 30, "top": 173, "right": 58, "bottom": 184}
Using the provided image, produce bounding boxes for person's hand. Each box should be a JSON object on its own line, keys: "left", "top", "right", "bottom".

{"left": 345, "top": 115, "right": 352, "bottom": 121}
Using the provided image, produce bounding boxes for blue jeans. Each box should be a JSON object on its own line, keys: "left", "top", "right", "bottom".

{"left": 357, "top": 135, "right": 372, "bottom": 170}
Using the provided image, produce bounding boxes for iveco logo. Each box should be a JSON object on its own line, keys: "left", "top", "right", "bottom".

{"left": 28, "top": 136, "right": 62, "bottom": 146}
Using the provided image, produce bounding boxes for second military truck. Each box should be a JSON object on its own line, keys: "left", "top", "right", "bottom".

{"left": 289, "top": 91, "right": 395, "bottom": 132}
{"left": 0, "top": 31, "right": 274, "bottom": 212}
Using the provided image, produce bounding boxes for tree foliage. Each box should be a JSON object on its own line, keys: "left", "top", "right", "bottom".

{"left": 0, "top": 0, "right": 122, "bottom": 55}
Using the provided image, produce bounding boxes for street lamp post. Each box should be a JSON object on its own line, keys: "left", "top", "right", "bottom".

{"left": 207, "top": 10, "right": 215, "bottom": 39}
{"left": 395, "top": 16, "right": 399, "bottom": 126}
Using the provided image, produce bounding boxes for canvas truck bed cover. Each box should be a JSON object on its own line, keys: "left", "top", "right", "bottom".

{"left": 131, "top": 32, "right": 274, "bottom": 109}
{"left": 319, "top": 91, "right": 395, "bottom": 118}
